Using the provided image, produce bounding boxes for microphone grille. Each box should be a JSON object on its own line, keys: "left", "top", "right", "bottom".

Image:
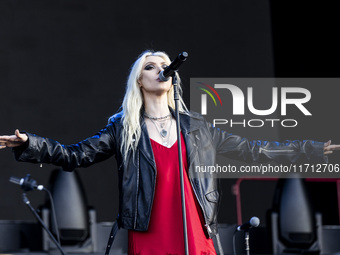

{"left": 179, "top": 52, "right": 188, "bottom": 60}
{"left": 250, "top": 216, "right": 260, "bottom": 227}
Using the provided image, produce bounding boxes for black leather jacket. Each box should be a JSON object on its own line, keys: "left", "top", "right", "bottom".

{"left": 13, "top": 110, "right": 326, "bottom": 238}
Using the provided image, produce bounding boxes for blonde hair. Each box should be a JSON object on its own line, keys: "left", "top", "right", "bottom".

{"left": 109, "top": 50, "right": 188, "bottom": 163}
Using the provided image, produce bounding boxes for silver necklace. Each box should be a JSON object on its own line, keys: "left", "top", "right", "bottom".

{"left": 149, "top": 117, "right": 173, "bottom": 147}
{"left": 144, "top": 112, "right": 171, "bottom": 120}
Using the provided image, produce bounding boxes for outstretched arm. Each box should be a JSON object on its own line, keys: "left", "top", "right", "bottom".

{"left": 206, "top": 119, "right": 340, "bottom": 162}
{"left": 0, "top": 125, "right": 117, "bottom": 171}
{"left": 0, "top": 129, "right": 28, "bottom": 149}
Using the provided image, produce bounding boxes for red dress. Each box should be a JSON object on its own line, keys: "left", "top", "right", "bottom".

{"left": 128, "top": 134, "right": 216, "bottom": 255}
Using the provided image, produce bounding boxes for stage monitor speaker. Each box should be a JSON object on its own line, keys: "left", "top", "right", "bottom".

{"left": 47, "top": 168, "right": 89, "bottom": 244}
{"left": 271, "top": 178, "right": 322, "bottom": 254}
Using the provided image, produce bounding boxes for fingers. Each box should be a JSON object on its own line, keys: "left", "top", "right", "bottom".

{"left": 0, "top": 135, "right": 15, "bottom": 141}
{"left": 15, "top": 129, "right": 28, "bottom": 143}
{"left": 325, "top": 144, "right": 340, "bottom": 151}
{"left": 0, "top": 129, "right": 28, "bottom": 149}
{"left": 0, "top": 130, "right": 23, "bottom": 142}
{"left": 324, "top": 140, "right": 340, "bottom": 155}
{"left": 0, "top": 139, "right": 8, "bottom": 148}
{"left": 15, "top": 129, "right": 20, "bottom": 137}
{"left": 0, "top": 135, "right": 10, "bottom": 149}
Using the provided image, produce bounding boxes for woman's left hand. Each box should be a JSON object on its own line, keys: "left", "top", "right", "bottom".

{"left": 324, "top": 140, "right": 340, "bottom": 155}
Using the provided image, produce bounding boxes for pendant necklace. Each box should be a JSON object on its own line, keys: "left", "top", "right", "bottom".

{"left": 144, "top": 112, "right": 172, "bottom": 147}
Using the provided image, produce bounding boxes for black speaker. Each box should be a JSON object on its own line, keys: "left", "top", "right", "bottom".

{"left": 271, "top": 178, "right": 322, "bottom": 254}
{"left": 279, "top": 178, "right": 315, "bottom": 248}
{"left": 47, "top": 169, "right": 89, "bottom": 244}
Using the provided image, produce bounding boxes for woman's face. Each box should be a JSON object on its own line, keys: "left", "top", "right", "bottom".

{"left": 139, "top": 55, "right": 172, "bottom": 96}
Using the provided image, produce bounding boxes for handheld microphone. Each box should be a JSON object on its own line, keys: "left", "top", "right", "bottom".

{"left": 9, "top": 174, "right": 44, "bottom": 191}
{"left": 159, "top": 51, "right": 188, "bottom": 82}
{"left": 237, "top": 216, "right": 260, "bottom": 231}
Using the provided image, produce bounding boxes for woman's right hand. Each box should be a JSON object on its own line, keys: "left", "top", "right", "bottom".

{"left": 0, "top": 129, "right": 28, "bottom": 149}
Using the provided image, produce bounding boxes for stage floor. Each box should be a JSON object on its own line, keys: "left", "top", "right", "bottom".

{"left": 1, "top": 221, "right": 340, "bottom": 255}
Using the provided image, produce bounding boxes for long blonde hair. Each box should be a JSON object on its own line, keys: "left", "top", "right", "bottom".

{"left": 109, "top": 50, "right": 188, "bottom": 163}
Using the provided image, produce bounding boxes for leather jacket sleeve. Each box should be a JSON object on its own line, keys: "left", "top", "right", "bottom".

{"left": 204, "top": 120, "right": 327, "bottom": 164}
{"left": 13, "top": 123, "right": 117, "bottom": 171}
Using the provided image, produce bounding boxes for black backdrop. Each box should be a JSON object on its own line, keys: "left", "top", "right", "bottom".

{"left": 0, "top": 0, "right": 339, "bottom": 226}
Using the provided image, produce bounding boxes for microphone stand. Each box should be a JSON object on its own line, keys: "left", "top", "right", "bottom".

{"left": 22, "top": 192, "right": 66, "bottom": 255}
{"left": 245, "top": 230, "right": 250, "bottom": 255}
{"left": 172, "top": 73, "right": 189, "bottom": 255}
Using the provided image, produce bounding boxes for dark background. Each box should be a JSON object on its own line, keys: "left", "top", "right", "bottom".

{"left": 0, "top": 0, "right": 339, "bottom": 227}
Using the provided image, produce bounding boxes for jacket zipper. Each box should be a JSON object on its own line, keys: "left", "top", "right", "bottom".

{"left": 134, "top": 153, "right": 140, "bottom": 229}
{"left": 205, "top": 224, "right": 213, "bottom": 235}
{"left": 135, "top": 151, "right": 157, "bottom": 230}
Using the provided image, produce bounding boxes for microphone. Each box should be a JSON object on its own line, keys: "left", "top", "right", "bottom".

{"left": 159, "top": 51, "right": 188, "bottom": 82}
{"left": 9, "top": 174, "right": 44, "bottom": 191}
{"left": 237, "top": 216, "right": 260, "bottom": 231}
